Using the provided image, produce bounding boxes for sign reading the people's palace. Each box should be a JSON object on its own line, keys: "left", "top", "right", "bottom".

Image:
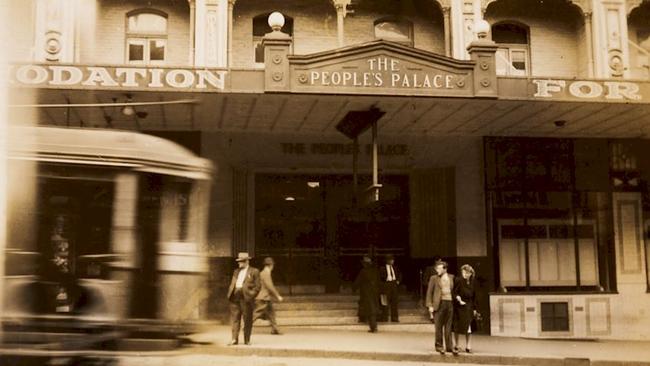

{"left": 10, "top": 64, "right": 227, "bottom": 91}
{"left": 288, "top": 41, "right": 476, "bottom": 97}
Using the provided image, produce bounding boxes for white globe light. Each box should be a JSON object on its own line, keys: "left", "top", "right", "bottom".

{"left": 268, "top": 11, "right": 285, "bottom": 31}
{"left": 474, "top": 19, "right": 491, "bottom": 38}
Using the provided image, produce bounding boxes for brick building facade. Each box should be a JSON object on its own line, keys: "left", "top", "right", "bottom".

{"left": 5, "top": 0, "right": 650, "bottom": 341}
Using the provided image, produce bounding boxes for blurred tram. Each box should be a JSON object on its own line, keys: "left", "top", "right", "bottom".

{"left": 3, "top": 126, "right": 213, "bottom": 349}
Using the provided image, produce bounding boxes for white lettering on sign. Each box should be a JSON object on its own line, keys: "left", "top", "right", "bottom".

{"left": 308, "top": 57, "right": 458, "bottom": 90}
{"left": 533, "top": 79, "right": 642, "bottom": 101}
{"left": 11, "top": 64, "right": 227, "bottom": 91}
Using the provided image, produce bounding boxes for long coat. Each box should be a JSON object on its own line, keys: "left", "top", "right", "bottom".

{"left": 227, "top": 266, "right": 261, "bottom": 302}
{"left": 354, "top": 264, "right": 380, "bottom": 316}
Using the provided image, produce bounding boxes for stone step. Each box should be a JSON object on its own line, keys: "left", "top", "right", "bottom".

{"left": 275, "top": 308, "right": 426, "bottom": 318}
{"left": 256, "top": 313, "right": 429, "bottom": 327}
{"left": 275, "top": 300, "right": 421, "bottom": 311}
{"left": 282, "top": 294, "right": 417, "bottom": 303}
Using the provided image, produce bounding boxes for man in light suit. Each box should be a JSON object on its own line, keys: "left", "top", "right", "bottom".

{"left": 227, "top": 252, "right": 261, "bottom": 345}
{"left": 426, "top": 261, "right": 457, "bottom": 355}
{"left": 253, "top": 257, "right": 284, "bottom": 334}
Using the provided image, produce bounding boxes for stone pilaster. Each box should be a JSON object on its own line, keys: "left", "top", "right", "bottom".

{"left": 592, "top": 0, "right": 630, "bottom": 78}
{"left": 194, "top": 0, "right": 228, "bottom": 68}
{"left": 34, "top": 0, "right": 76, "bottom": 62}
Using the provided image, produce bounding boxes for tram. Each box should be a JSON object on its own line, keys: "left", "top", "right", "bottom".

{"left": 3, "top": 126, "right": 213, "bottom": 349}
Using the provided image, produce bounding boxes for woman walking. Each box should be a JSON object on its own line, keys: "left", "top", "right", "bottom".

{"left": 453, "top": 264, "right": 478, "bottom": 353}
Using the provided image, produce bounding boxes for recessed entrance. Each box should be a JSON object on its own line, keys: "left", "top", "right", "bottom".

{"left": 255, "top": 174, "right": 409, "bottom": 293}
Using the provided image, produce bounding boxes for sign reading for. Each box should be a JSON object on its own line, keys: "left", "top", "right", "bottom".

{"left": 532, "top": 79, "right": 644, "bottom": 102}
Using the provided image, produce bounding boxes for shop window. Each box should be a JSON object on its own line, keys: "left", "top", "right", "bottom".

{"left": 486, "top": 138, "right": 612, "bottom": 293}
{"left": 492, "top": 23, "right": 529, "bottom": 76}
{"left": 253, "top": 13, "right": 294, "bottom": 65}
{"left": 374, "top": 18, "right": 413, "bottom": 46}
{"left": 126, "top": 10, "right": 168, "bottom": 64}
{"left": 540, "top": 302, "right": 570, "bottom": 332}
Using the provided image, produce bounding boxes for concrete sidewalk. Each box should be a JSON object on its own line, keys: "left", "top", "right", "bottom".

{"left": 186, "top": 324, "right": 650, "bottom": 366}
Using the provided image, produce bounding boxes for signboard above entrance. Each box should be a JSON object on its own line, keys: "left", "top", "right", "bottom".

{"left": 286, "top": 41, "right": 477, "bottom": 97}
{"left": 530, "top": 79, "right": 648, "bottom": 103}
{"left": 10, "top": 64, "right": 227, "bottom": 92}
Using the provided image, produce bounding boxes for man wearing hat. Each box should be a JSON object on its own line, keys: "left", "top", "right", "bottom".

{"left": 226, "top": 252, "right": 261, "bottom": 345}
{"left": 379, "top": 254, "right": 401, "bottom": 322}
{"left": 354, "top": 255, "right": 380, "bottom": 333}
{"left": 253, "top": 257, "right": 284, "bottom": 334}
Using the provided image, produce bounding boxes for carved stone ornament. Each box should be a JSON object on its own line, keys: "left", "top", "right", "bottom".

{"left": 608, "top": 49, "right": 625, "bottom": 77}
{"left": 272, "top": 71, "right": 283, "bottom": 82}
{"left": 272, "top": 54, "right": 283, "bottom": 65}
{"left": 480, "top": 78, "right": 491, "bottom": 87}
{"left": 298, "top": 73, "right": 308, "bottom": 84}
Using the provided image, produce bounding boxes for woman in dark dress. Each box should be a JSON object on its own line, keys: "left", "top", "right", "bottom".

{"left": 453, "top": 264, "right": 478, "bottom": 353}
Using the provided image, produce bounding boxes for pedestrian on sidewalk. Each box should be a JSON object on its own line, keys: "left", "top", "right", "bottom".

{"left": 426, "top": 261, "right": 457, "bottom": 355}
{"left": 379, "top": 254, "right": 401, "bottom": 322}
{"left": 226, "top": 252, "right": 261, "bottom": 346}
{"left": 354, "top": 255, "right": 380, "bottom": 333}
{"left": 453, "top": 264, "right": 478, "bottom": 354}
{"left": 253, "top": 257, "right": 284, "bottom": 335}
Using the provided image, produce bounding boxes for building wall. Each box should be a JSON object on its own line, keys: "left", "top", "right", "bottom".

{"left": 485, "top": 6, "right": 583, "bottom": 78}
{"left": 232, "top": 0, "right": 338, "bottom": 68}
{"left": 79, "top": 0, "right": 190, "bottom": 66}
{"left": 232, "top": 0, "right": 445, "bottom": 68}
{"left": 7, "top": 0, "right": 35, "bottom": 62}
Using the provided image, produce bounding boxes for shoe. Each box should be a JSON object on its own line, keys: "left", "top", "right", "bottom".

{"left": 368, "top": 329, "right": 378, "bottom": 333}
{"left": 227, "top": 340, "right": 238, "bottom": 346}
{"left": 452, "top": 347, "right": 459, "bottom": 356}
{"left": 391, "top": 320, "right": 400, "bottom": 323}
{"left": 465, "top": 348, "right": 472, "bottom": 354}
{"left": 244, "top": 340, "right": 251, "bottom": 345}
{"left": 271, "top": 330, "right": 282, "bottom": 335}
{"left": 435, "top": 348, "right": 445, "bottom": 355}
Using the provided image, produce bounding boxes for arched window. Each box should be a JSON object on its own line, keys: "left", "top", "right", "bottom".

{"left": 253, "top": 13, "right": 294, "bottom": 64}
{"left": 492, "top": 22, "right": 529, "bottom": 76}
{"left": 374, "top": 18, "right": 413, "bottom": 46}
{"left": 126, "top": 10, "right": 168, "bottom": 64}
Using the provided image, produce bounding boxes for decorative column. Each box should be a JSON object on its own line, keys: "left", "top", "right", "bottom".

{"left": 194, "top": 0, "right": 228, "bottom": 68}
{"left": 451, "top": 0, "right": 478, "bottom": 60}
{"left": 467, "top": 20, "right": 498, "bottom": 98}
{"left": 584, "top": 10, "right": 595, "bottom": 78}
{"left": 188, "top": 0, "right": 196, "bottom": 65}
{"left": 262, "top": 12, "right": 292, "bottom": 92}
{"left": 592, "top": 0, "right": 630, "bottom": 78}
{"left": 442, "top": 6, "right": 452, "bottom": 57}
{"left": 332, "top": 0, "right": 351, "bottom": 48}
{"left": 33, "top": 0, "right": 76, "bottom": 62}
{"left": 227, "top": 0, "right": 236, "bottom": 67}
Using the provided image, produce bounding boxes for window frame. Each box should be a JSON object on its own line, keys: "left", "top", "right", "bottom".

{"left": 125, "top": 9, "right": 169, "bottom": 65}
{"left": 373, "top": 17, "right": 414, "bottom": 47}
{"left": 492, "top": 22, "right": 531, "bottom": 77}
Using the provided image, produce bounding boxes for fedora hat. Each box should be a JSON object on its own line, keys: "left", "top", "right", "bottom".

{"left": 235, "top": 252, "right": 252, "bottom": 262}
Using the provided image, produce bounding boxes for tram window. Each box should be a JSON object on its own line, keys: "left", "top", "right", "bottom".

{"left": 253, "top": 13, "right": 294, "bottom": 65}
{"left": 126, "top": 10, "right": 168, "bottom": 64}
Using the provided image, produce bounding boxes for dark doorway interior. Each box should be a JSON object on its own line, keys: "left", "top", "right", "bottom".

{"left": 255, "top": 174, "right": 409, "bottom": 293}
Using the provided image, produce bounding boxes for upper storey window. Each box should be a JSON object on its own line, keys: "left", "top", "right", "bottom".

{"left": 253, "top": 13, "right": 294, "bottom": 65}
{"left": 126, "top": 10, "right": 168, "bottom": 64}
{"left": 374, "top": 18, "right": 413, "bottom": 46}
{"left": 492, "top": 23, "right": 529, "bottom": 76}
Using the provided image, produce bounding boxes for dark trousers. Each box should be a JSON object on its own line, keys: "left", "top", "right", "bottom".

{"left": 434, "top": 300, "right": 454, "bottom": 351}
{"left": 253, "top": 300, "right": 278, "bottom": 333}
{"left": 367, "top": 303, "right": 378, "bottom": 331}
{"left": 382, "top": 281, "right": 399, "bottom": 322}
{"left": 229, "top": 290, "right": 254, "bottom": 343}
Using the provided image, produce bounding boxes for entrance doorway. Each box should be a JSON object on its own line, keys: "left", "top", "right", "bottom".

{"left": 255, "top": 174, "right": 409, "bottom": 293}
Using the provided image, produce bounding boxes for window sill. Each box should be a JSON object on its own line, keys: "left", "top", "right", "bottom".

{"left": 489, "top": 290, "right": 618, "bottom": 296}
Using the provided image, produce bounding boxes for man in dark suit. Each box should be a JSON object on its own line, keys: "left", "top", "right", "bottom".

{"left": 426, "top": 261, "right": 457, "bottom": 355}
{"left": 354, "top": 256, "right": 380, "bottom": 333}
{"left": 227, "top": 252, "right": 261, "bottom": 345}
{"left": 253, "top": 257, "right": 284, "bottom": 335}
{"left": 379, "top": 254, "right": 401, "bottom": 322}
